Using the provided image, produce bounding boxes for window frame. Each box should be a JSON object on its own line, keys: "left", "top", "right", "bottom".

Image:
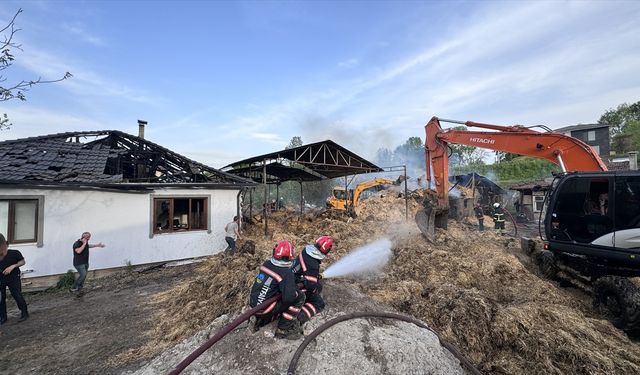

{"left": 0, "top": 195, "right": 45, "bottom": 247}
{"left": 533, "top": 195, "right": 545, "bottom": 212}
{"left": 149, "top": 194, "right": 211, "bottom": 238}
{"left": 587, "top": 130, "right": 596, "bottom": 142}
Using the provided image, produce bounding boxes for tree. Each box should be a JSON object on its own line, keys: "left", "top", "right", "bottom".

{"left": 285, "top": 136, "right": 303, "bottom": 149}
{"left": 598, "top": 101, "right": 640, "bottom": 153}
{"left": 1, "top": 9, "right": 72, "bottom": 130}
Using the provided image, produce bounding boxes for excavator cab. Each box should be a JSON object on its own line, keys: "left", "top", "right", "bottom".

{"left": 545, "top": 172, "right": 640, "bottom": 271}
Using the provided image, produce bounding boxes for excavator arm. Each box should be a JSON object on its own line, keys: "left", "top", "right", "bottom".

{"left": 352, "top": 178, "right": 398, "bottom": 207}
{"left": 417, "top": 116, "right": 607, "bottom": 240}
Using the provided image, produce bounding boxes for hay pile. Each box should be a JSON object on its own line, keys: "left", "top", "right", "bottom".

{"left": 126, "top": 193, "right": 640, "bottom": 374}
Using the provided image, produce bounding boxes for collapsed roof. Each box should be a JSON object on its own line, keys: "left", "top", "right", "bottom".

{"left": 224, "top": 140, "right": 383, "bottom": 183}
{"left": 449, "top": 172, "right": 505, "bottom": 195}
{"left": 0, "top": 130, "right": 254, "bottom": 187}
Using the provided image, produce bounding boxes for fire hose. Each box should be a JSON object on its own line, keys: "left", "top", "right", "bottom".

{"left": 286, "top": 311, "right": 481, "bottom": 375}
{"left": 168, "top": 293, "right": 281, "bottom": 375}
{"left": 168, "top": 297, "right": 481, "bottom": 375}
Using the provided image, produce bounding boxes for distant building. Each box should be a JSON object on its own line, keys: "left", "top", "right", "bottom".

{"left": 554, "top": 123, "right": 610, "bottom": 156}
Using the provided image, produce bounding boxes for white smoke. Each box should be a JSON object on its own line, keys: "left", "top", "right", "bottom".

{"left": 323, "top": 238, "right": 393, "bottom": 279}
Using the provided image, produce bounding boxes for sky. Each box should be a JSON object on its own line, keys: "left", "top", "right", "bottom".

{"left": 1, "top": 0, "right": 639, "bottom": 169}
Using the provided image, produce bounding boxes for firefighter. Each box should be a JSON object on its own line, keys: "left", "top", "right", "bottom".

{"left": 291, "top": 235, "right": 333, "bottom": 326}
{"left": 249, "top": 240, "right": 305, "bottom": 339}
{"left": 493, "top": 202, "right": 505, "bottom": 235}
{"left": 473, "top": 203, "right": 484, "bottom": 231}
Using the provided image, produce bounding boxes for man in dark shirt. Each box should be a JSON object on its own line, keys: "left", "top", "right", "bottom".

{"left": 0, "top": 233, "right": 29, "bottom": 324}
{"left": 71, "top": 232, "right": 105, "bottom": 294}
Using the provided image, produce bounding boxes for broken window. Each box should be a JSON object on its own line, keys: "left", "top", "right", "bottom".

{"left": 0, "top": 199, "right": 39, "bottom": 243}
{"left": 153, "top": 197, "right": 208, "bottom": 234}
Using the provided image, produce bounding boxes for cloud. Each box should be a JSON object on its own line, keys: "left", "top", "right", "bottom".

{"left": 62, "top": 23, "right": 105, "bottom": 46}
{"left": 338, "top": 58, "right": 359, "bottom": 68}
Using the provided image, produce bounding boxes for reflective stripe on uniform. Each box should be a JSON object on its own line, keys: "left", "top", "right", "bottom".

{"left": 298, "top": 253, "right": 307, "bottom": 272}
{"left": 260, "top": 266, "right": 283, "bottom": 282}
{"left": 282, "top": 312, "right": 295, "bottom": 320}
{"left": 301, "top": 306, "right": 312, "bottom": 318}
{"left": 304, "top": 275, "right": 318, "bottom": 283}
{"left": 256, "top": 301, "right": 277, "bottom": 315}
{"left": 288, "top": 306, "right": 301, "bottom": 313}
{"left": 305, "top": 303, "right": 317, "bottom": 314}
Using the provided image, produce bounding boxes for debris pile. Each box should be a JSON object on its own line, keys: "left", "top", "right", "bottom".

{"left": 125, "top": 192, "right": 640, "bottom": 374}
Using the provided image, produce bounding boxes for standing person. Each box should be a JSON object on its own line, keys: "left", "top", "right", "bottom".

{"left": 224, "top": 216, "right": 241, "bottom": 256}
{"left": 0, "top": 233, "right": 29, "bottom": 323}
{"left": 249, "top": 240, "right": 305, "bottom": 339}
{"left": 291, "top": 235, "right": 333, "bottom": 326}
{"left": 473, "top": 203, "right": 485, "bottom": 231}
{"left": 493, "top": 203, "right": 506, "bottom": 235}
{"left": 70, "top": 232, "right": 105, "bottom": 294}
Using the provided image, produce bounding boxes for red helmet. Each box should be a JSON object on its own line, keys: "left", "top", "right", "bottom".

{"left": 315, "top": 235, "right": 334, "bottom": 254}
{"left": 273, "top": 240, "right": 294, "bottom": 261}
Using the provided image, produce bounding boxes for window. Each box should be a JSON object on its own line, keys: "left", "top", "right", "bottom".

{"left": 533, "top": 195, "right": 545, "bottom": 212}
{"left": 152, "top": 197, "right": 208, "bottom": 234}
{"left": 587, "top": 130, "right": 596, "bottom": 141}
{"left": 0, "top": 198, "right": 41, "bottom": 244}
{"left": 615, "top": 176, "right": 640, "bottom": 231}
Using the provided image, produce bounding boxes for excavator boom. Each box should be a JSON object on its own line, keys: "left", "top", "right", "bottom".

{"left": 425, "top": 116, "right": 607, "bottom": 206}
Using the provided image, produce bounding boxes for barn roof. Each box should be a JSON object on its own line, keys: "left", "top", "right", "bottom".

{"left": 224, "top": 139, "right": 383, "bottom": 183}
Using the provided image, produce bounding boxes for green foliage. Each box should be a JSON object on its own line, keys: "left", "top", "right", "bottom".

{"left": 599, "top": 101, "right": 640, "bottom": 153}
{"left": 452, "top": 156, "right": 559, "bottom": 183}
{"left": 56, "top": 270, "right": 76, "bottom": 289}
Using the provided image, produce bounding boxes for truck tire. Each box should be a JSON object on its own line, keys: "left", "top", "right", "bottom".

{"left": 537, "top": 250, "right": 558, "bottom": 280}
{"left": 593, "top": 276, "right": 640, "bottom": 334}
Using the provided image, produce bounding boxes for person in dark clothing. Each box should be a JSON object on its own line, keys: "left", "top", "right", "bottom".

{"left": 291, "top": 235, "right": 333, "bottom": 325}
{"left": 493, "top": 203, "right": 506, "bottom": 235}
{"left": 0, "top": 233, "right": 29, "bottom": 324}
{"left": 249, "top": 240, "right": 305, "bottom": 339}
{"left": 71, "top": 232, "right": 105, "bottom": 294}
{"left": 473, "top": 203, "right": 484, "bottom": 231}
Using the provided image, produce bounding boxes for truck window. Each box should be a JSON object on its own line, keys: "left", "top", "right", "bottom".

{"left": 615, "top": 176, "right": 640, "bottom": 230}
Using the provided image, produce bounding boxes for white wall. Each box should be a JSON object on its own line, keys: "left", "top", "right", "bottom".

{"left": 0, "top": 187, "right": 240, "bottom": 278}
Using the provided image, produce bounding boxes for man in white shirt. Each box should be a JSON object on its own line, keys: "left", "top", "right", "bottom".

{"left": 224, "top": 216, "right": 241, "bottom": 256}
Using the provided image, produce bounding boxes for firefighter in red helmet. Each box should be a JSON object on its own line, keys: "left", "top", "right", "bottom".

{"left": 291, "top": 235, "right": 333, "bottom": 326}
{"left": 249, "top": 240, "right": 305, "bottom": 339}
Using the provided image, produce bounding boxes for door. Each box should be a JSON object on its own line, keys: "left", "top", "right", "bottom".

{"left": 612, "top": 175, "right": 640, "bottom": 250}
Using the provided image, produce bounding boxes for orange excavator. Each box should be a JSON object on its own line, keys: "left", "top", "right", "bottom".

{"left": 417, "top": 116, "right": 640, "bottom": 333}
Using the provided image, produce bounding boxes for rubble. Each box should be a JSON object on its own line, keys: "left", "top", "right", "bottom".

{"left": 122, "top": 192, "right": 640, "bottom": 374}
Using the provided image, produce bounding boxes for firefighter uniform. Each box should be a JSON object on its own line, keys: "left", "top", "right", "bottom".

{"left": 249, "top": 259, "right": 305, "bottom": 334}
{"left": 493, "top": 205, "right": 505, "bottom": 235}
{"left": 474, "top": 204, "right": 484, "bottom": 231}
{"left": 291, "top": 244, "right": 326, "bottom": 324}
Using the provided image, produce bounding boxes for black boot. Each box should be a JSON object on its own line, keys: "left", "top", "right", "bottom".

{"left": 18, "top": 311, "right": 29, "bottom": 322}
{"left": 275, "top": 320, "right": 302, "bottom": 340}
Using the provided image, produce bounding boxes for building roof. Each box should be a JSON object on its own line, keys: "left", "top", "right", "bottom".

{"left": 554, "top": 123, "right": 609, "bottom": 133}
{"left": 224, "top": 140, "right": 383, "bottom": 183}
{"left": 509, "top": 179, "right": 552, "bottom": 191}
{"left": 0, "top": 130, "right": 254, "bottom": 187}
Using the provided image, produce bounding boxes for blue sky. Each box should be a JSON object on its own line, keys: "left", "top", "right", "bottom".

{"left": 1, "top": 1, "right": 639, "bottom": 168}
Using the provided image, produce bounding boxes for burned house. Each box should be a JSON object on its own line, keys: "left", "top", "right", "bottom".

{"left": 0, "top": 123, "right": 254, "bottom": 284}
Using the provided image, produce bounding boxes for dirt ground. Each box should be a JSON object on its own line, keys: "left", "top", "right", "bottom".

{"left": 0, "top": 263, "right": 199, "bottom": 375}
{"left": 3, "top": 191, "right": 640, "bottom": 374}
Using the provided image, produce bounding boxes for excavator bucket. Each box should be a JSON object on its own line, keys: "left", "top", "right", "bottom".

{"left": 415, "top": 190, "right": 449, "bottom": 242}
{"left": 415, "top": 207, "right": 435, "bottom": 242}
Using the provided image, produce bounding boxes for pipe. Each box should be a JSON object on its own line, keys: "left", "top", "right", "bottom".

{"left": 168, "top": 294, "right": 281, "bottom": 375}
{"left": 286, "top": 311, "right": 481, "bottom": 375}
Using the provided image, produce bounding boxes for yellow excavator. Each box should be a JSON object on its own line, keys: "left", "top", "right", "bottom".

{"left": 326, "top": 177, "right": 404, "bottom": 214}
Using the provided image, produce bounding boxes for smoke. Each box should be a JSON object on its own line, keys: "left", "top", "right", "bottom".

{"left": 323, "top": 238, "right": 393, "bottom": 279}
